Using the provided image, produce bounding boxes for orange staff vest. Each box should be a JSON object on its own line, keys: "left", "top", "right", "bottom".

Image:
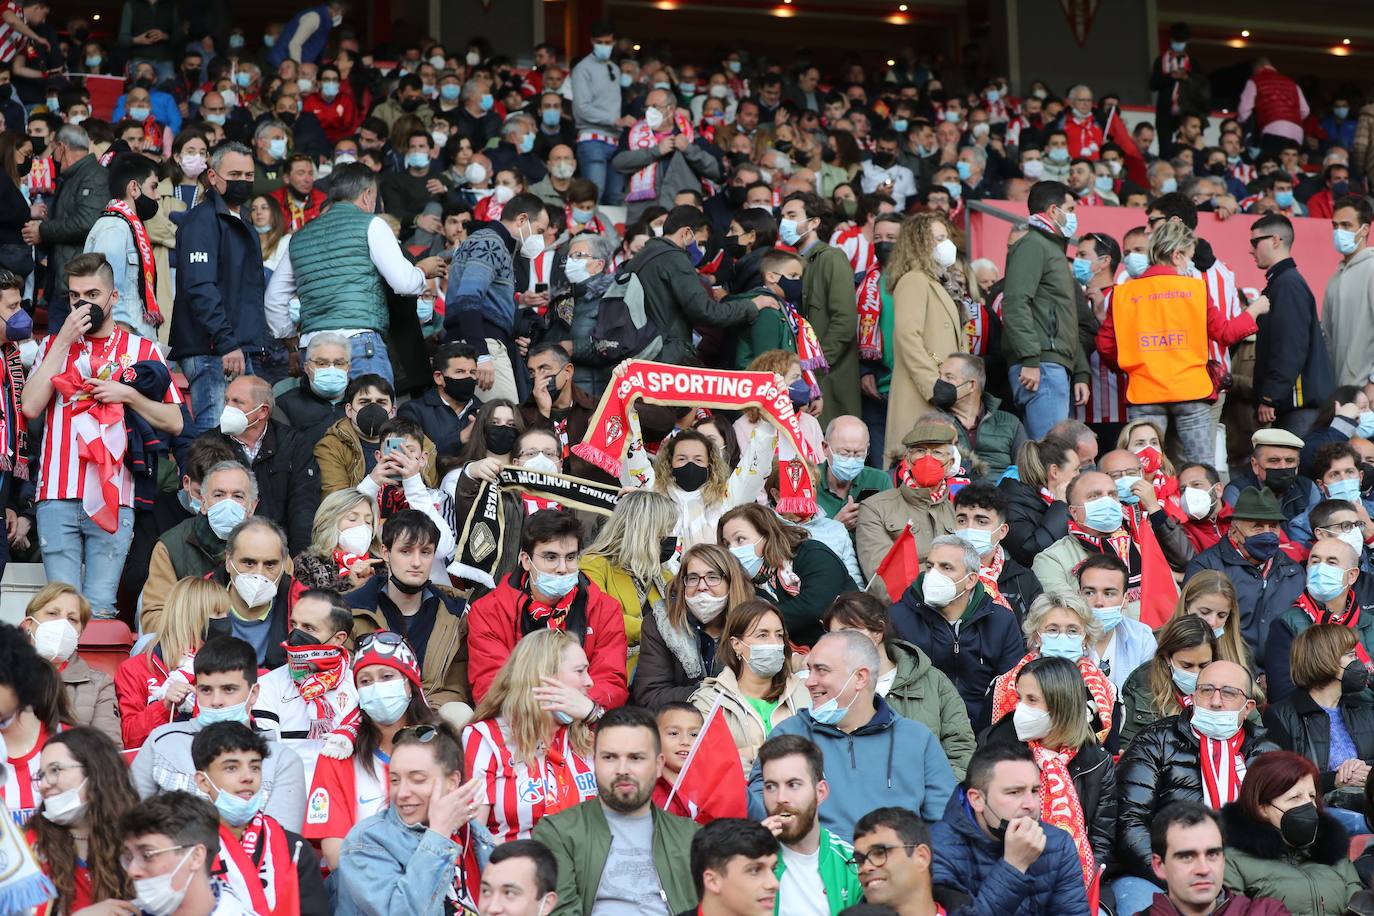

{"left": 1111, "top": 273, "right": 1212, "bottom": 403}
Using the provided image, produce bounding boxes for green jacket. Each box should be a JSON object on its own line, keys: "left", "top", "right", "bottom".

{"left": 945, "top": 392, "right": 1028, "bottom": 482}
{"left": 291, "top": 201, "right": 388, "bottom": 335}
{"left": 883, "top": 639, "right": 976, "bottom": 780}
{"left": 800, "top": 240, "right": 860, "bottom": 423}
{"left": 1117, "top": 664, "right": 1161, "bottom": 749}
{"left": 531, "top": 800, "right": 699, "bottom": 916}
{"left": 765, "top": 538, "right": 855, "bottom": 647}
{"left": 634, "top": 237, "right": 758, "bottom": 365}
{"left": 773, "top": 828, "right": 863, "bottom": 915}
{"left": 731, "top": 287, "right": 795, "bottom": 368}
{"left": 999, "top": 224, "right": 1089, "bottom": 382}
{"left": 816, "top": 462, "right": 892, "bottom": 520}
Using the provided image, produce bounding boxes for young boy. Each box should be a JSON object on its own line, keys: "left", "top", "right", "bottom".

{"left": 652, "top": 701, "right": 703, "bottom": 819}
{"left": 733, "top": 248, "right": 807, "bottom": 368}
{"left": 192, "top": 721, "right": 330, "bottom": 915}
{"left": 314, "top": 373, "right": 399, "bottom": 496}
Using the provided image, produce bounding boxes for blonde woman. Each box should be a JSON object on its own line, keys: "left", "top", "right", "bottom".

{"left": 114, "top": 577, "right": 229, "bottom": 749}
{"left": 293, "top": 488, "right": 382, "bottom": 592}
{"left": 634, "top": 543, "right": 756, "bottom": 710}
{"left": 1096, "top": 218, "right": 1268, "bottom": 465}
{"left": 20, "top": 583, "right": 120, "bottom": 744}
{"left": 691, "top": 599, "right": 810, "bottom": 772}
{"left": 1116, "top": 418, "right": 1179, "bottom": 503}
{"left": 1174, "top": 570, "right": 1255, "bottom": 670}
{"left": 885, "top": 211, "right": 966, "bottom": 465}
{"left": 463, "top": 629, "right": 598, "bottom": 843}
{"left": 733, "top": 350, "right": 825, "bottom": 460}
{"left": 580, "top": 490, "right": 678, "bottom": 672}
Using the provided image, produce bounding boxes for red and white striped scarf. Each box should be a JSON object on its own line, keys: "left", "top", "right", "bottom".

{"left": 1197, "top": 728, "right": 1245, "bottom": 809}
{"left": 1030, "top": 742, "right": 1095, "bottom": 890}
{"left": 977, "top": 546, "right": 1010, "bottom": 610}
{"left": 1295, "top": 592, "right": 1372, "bottom": 667}
{"left": 1026, "top": 213, "right": 1065, "bottom": 238}
{"left": 1160, "top": 51, "right": 1190, "bottom": 114}
{"left": 781, "top": 299, "right": 828, "bottom": 400}
{"left": 625, "top": 109, "right": 695, "bottom": 202}
{"left": 856, "top": 267, "right": 884, "bottom": 361}
{"left": 102, "top": 199, "right": 164, "bottom": 327}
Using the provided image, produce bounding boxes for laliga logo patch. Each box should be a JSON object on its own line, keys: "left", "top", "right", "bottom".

{"left": 306, "top": 787, "right": 330, "bottom": 824}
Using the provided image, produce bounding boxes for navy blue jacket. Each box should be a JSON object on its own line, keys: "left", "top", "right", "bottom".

{"left": 1222, "top": 467, "right": 1321, "bottom": 534}
{"left": 930, "top": 790, "right": 1090, "bottom": 916}
{"left": 1184, "top": 536, "right": 1306, "bottom": 666}
{"left": 1255, "top": 257, "right": 1335, "bottom": 415}
{"left": 169, "top": 187, "right": 267, "bottom": 360}
{"left": 889, "top": 578, "right": 1025, "bottom": 730}
{"left": 397, "top": 387, "right": 477, "bottom": 457}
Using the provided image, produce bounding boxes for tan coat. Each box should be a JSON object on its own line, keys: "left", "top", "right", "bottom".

{"left": 63, "top": 655, "right": 121, "bottom": 747}
{"left": 352, "top": 594, "right": 469, "bottom": 706}
{"left": 690, "top": 665, "right": 811, "bottom": 773}
{"left": 855, "top": 485, "right": 957, "bottom": 601}
{"left": 884, "top": 269, "right": 966, "bottom": 465}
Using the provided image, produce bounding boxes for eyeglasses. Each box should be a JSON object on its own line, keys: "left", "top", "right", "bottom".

{"left": 517, "top": 448, "right": 560, "bottom": 461}
{"left": 1250, "top": 235, "right": 1277, "bottom": 249}
{"left": 1040, "top": 625, "right": 1085, "bottom": 638}
{"left": 1320, "top": 519, "right": 1366, "bottom": 535}
{"left": 1195, "top": 684, "right": 1249, "bottom": 703}
{"left": 849, "top": 843, "right": 919, "bottom": 869}
{"left": 829, "top": 448, "right": 867, "bottom": 460}
{"left": 31, "top": 762, "right": 83, "bottom": 788}
{"left": 308, "top": 357, "right": 349, "bottom": 369}
{"left": 684, "top": 572, "right": 724, "bottom": 588}
{"left": 120, "top": 844, "right": 189, "bottom": 870}
{"left": 397, "top": 724, "right": 439, "bottom": 743}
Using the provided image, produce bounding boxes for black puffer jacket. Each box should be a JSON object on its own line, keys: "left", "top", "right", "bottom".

{"left": 979, "top": 717, "right": 1118, "bottom": 873}
{"left": 1263, "top": 689, "right": 1374, "bottom": 793}
{"left": 1115, "top": 708, "right": 1280, "bottom": 879}
{"left": 996, "top": 552, "right": 1044, "bottom": 626}
{"left": 999, "top": 477, "right": 1070, "bottom": 568}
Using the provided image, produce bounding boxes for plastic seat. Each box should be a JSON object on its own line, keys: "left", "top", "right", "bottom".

{"left": 77, "top": 618, "right": 135, "bottom": 678}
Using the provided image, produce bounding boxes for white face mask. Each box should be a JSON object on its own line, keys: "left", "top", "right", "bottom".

{"left": 933, "top": 237, "right": 958, "bottom": 269}
{"left": 337, "top": 524, "right": 373, "bottom": 555}
{"left": 230, "top": 563, "right": 278, "bottom": 608}
{"left": 645, "top": 107, "right": 666, "bottom": 130}
{"left": 686, "top": 592, "right": 728, "bottom": 623}
{"left": 520, "top": 452, "right": 560, "bottom": 475}
{"left": 218, "top": 404, "right": 260, "bottom": 437}
{"left": 41, "top": 778, "right": 87, "bottom": 825}
{"left": 133, "top": 848, "right": 198, "bottom": 916}
{"left": 464, "top": 162, "right": 488, "bottom": 185}
{"left": 1337, "top": 527, "right": 1365, "bottom": 561}
{"left": 493, "top": 184, "right": 516, "bottom": 204}
{"left": 518, "top": 222, "right": 547, "bottom": 259}
{"left": 1182, "top": 486, "right": 1213, "bottom": 520}
{"left": 1012, "top": 702, "right": 1052, "bottom": 741}
{"left": 744, "top": 642, "right": 786, "bottom": 677}
{"left": 922, "top": 569, "right": 967, "bottom": 608}
{"left": 565, "top": 257, "right": 593, "bottom": 284}
{"left": 32, "top": 617, "right": 79, "bottom": 663}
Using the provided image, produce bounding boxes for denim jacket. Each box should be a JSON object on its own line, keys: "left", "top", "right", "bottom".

{"left": 336, "top": 804, "right": 495, "bottom": 916}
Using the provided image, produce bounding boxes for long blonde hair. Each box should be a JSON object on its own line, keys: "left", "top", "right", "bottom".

{"left": 470, "top": 629, "right": 593, "bottom": 766}
{"left": 149, "top": 577, "right": 231, "bottom": 667}
{"left": 583, "top": 490, "right": 677, "bottom": 593}
{"left": 743, "top": 350, "right": 800, "bottom": 424}
{"left": 308, "top": 488, "right": 380, "bottom": 558}
{"left": 886, "top": 211, "right": 950, "bottom": 292}
{"left": 1173, "top": 571, "right": 1252, "bottom": 668}
{"left": 652, "top": 429, "right": 732, "bottom": 506}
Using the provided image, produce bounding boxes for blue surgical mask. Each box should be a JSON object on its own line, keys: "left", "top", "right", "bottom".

{"left": 542, "top": 107, "right": 561, "bottom": 127}
{"left": 619, "top": 73, "right": 633, "bottom": 88}
{"left": 234, "top": 71, "right": 251, "bottom": 87}
{"left": 1094, "top": 604, "right": 1124, "bottom": 632}
{"left": 320, "top": 80, "right": 340, "bottom": 98}
{"left": 1171, "top": 665, "right": 1198, "bottom": 694}
{"left": 480, "top": 93, "right": 494, "bottom": 111}
{"left": 778, "top": 218, "right": 802, "bottom": 246}
{"left": 1047, "top": 147, "right": 1069, "bottom": 163}
{"left": 1335, "top": 228, "right": 1360, "bottom": 256}
{"left": 1124, "top": 251, "right": 1150, "bottom": 278}
{"left": 1072, "top": 256, "right": 1095, "bottom": 285}
{"left": 1083, "top": 495, "right": 1123, "bottom": 532}
{"left": 941, "top": 181, "right": 962, "bottom": 201}
{"left": 810, "top": 670, "right": 856, "bottom": 726}
{"left": 730, "top": 542, "right": 764, "bottom": 577}
{"left": 1114, "top": 474, "right": 1143, "bottom": 505}
{"left": 1160, "top": 177, "right": 1178, "bottom": 194}
{"left": 1191, "top": 706, "right": 1242, "bottom": 740}
{"left": 129, "top": 106, "right": 151, "bottom": 122}
{"left": 268, "top": 137, "right": 288, "bottom": 159}
{"left": 1170, "top": 40, "right": 1187, "bottom": 53}
{"left": 229, "top": 34, "right": 246, "bottom": 50}
{"left": 204, "top": 775, "right": 264, "bottom": 827}
{"left": 197, "top": 700, "right": 250, "bottom": 726}
{"left": 206, "top": 113, "right": 227, "bottom": 126}
{"left": 310, "top": 367, "right": 348, "bottom": 400}
{"left": 592, "top": 42, "right": 613, "bottom": 62}
{"left": 829, "top": 455, "right": 866, "bottom": 483}
{"left": 1094, "top": 175, "right": 1114, "bottom": 193}
{"left": 357, "top": 679, "right": 410, "bottom": 725}
{"left": 986, "top": 89, "right": 1001, "bottom": 103}
{"left": 1335, "top": 106, "right": 1350, "bottom": 120}
{"left": 206, "top": 499, "right": 246, "bottom": 539}
{"left": 891, "top": 118, "right": 908, "bottom": 134}
{"left": 85, "top": 55, "right": 102, "bottom": 68}
{"left": 416, "top": 297, "right": 434, "bottom": 323}
{"left": 1328, "top": 477, "right": 1362, "bottom": 504}
{"left": 686, "top": 239, "right": 705, "bottom": 266}
{"left": 534, "top": 569, "right": 579, "bottom": 600}
{"left": 1039, "top": 632, "right": 1084, "bottom": 660}
{"left": 520, "top": 132, "right": 535, "bottom": 154}
{"left": 1359, "top": 411, "right": 1374, "bottom": 438}
{"left": 1061, "top": 210, "right": 1078, "bottom": 236}
{"left": 1213, "top": 625, "right": 1226, "bottom": 639}
{"left": 1307, "top": 563, "right": 1350, "bottom": 602}
{"left": 405, "top": 151, "right": 430, "bottom": 169}
{"left": 441, "top": 83, "right": 460, "bottom": 101}
{"left": 787, "top": 378, "right": 812, "bottom": 407}
{"left": 955, "top": 160, "right": 971, "bottom": 181}
{"left": 955, "top": 527, "right": 994, "bottom": 555}
{"left": 1275, "top": 190, "right": 1294, "bottom": 209}
{"left": 571, "top": 208, "right": 595, "bottom": 225}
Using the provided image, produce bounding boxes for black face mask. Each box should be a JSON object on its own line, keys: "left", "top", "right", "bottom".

{"left": 443, "top": 375, "right": 477, "bottom": 404}
{"left": 287, "top": 628, "right": 321, "bottom": 647}
{"left": 659, "top": 535, "right": 678, "bottom": 563}
{"left": 278, "top": 111, "right": 297, "bottom": 127}
{"left": 206, "top": 616, "right": 232, "bottom": 638}
{"left": 73, "top": 297, "right": 106, "bottom": 331}
{"left": 871, "top": 151, "right": 896, "bottom": 169}
{"left": 1342, "top": 660, "right": 1370, "bottom": 694}
{"left": 930, "top": 378, "right": 961, "bottom": 410}
{"left": 221, "top": 178, "right": 254, "bottom": 207}
{"left": 134, "top": 192, "right": 159, "bottom": 222}
{"left": 389, "top": 573, "right": 426, "bottom": 595}
{"left": 1360, "top": 461, "right": 1374, "bottom": 496}
{"left": 775, "top": 140, "right": 793, "bottom": 154}
{"left": 820, "top": 145, "right": 836, "bottom": 164}
{"left": 1263, "top": 466, "right": 1297, "bottom": 495}
{"left": 354, "top": 403, "right": 389, "bottom": 439}
{"left": 727, "top": 151, "right": 750, "bottom": 167}
{"left": 672, "top": 462, "right": 710, "bottom": 492}
{"left": 724, "top": 235, "right": 746, "bottom": 259}
{"left": 545, "top": 373, "right": 563, "bottom": 400}
{"left": 1207, "top": 162, "right": 1227, "bottom": 177}
{"left": 485, "top": 424, "right": 519, "bottom": 455}
{"left": 400, "top": 97, "right": 421, "bottom": 112}
{"left": 874, "top": 240, "right": 895, "bottom": 267}
{"left": 16, "top": 156, "right": 29, "bottom": 177}
{"left": 724, "top": 185, "right": 746, "bottom": 207}
{"left": 28, "top": 135, "right": 44, "bottom": 156}
{"left": 1277, "top": 802, "right": 1320, "bottom": 848}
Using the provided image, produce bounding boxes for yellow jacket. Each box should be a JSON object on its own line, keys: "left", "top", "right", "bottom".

{"left": 579, "top": 553, "right": 668, "bottom": 676}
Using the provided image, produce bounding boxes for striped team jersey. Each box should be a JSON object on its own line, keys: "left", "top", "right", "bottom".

{"left": 4, "top": 725, "right": 48, "bottom": 826}
{"left": 1188, "top": 259, "right": 1244, "bottom": 370}
{"left": 0, "top": 1, "right": 27, "bottom": 64}
{"left": 463, "top": 718, "right": 596, "bottom": 843}
{"left": 1078, "top": 287, "right": 1128, "bottom": 424}
{"left": 830, "top": 225, "right": 874, "bottom": 277}
{"left": 303, "top": 750, "right": 389, "bottom": 843}
{"left": 33, "top": 329, "right": 180, "bottom": 505}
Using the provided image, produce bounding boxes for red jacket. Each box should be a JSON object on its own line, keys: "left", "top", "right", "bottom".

{"left": 467, "top": 573, "right": 629, "bottom": 709}
{"left": 1178, "top": 504, "right": 1234, "bottom": 553}
{"left": 1306, "top": 188, "right": 1335, "bottom": 220}
{"left": 1142, "top": 891, "right": 1291, "bottom": 916}
{"left": 1252, "top": 67, "right": 1302, "bottom": 130}
{"left": 269, "top": 186, "right": 328, "bottom": 231}
{"left": 1063, "top": 114, "right": 1104, "bottom": 159}
{"left": 115, "top": 651, "right": 177, "bottom": 750}
{"left": 303, "top": 88, "right": 360, "bottom": 143}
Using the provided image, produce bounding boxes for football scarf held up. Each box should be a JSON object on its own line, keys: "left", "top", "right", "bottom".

{"left": 574, "top": 361, "right": 820, "bottom": 514}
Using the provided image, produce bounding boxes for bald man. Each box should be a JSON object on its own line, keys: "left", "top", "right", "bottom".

{"left": 819, "top": 415, "right": 892, "bottom": 530}
{"left": 611, "top": 87, "right": 723, "bottom": 222}
{"left": 214, "top": 375, "right": 321, "bottom": 554}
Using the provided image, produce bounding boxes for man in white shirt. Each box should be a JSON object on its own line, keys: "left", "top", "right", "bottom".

{"left": 859, "top": 130, "right": 917, "bottom": 210}
{"left": 758, "top": 734, "right": 863, "bottom": 915}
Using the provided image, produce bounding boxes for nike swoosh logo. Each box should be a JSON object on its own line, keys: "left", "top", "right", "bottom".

{"left": 359, "top": 795, "right": 382, "bottom": 806}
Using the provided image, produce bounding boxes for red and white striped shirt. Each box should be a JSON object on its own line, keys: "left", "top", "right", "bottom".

{"left": 464, "top": 718, "right": 596, "bottom": 843}
{"left": 1078, "top": 287, "right": 1128, "bottom": 424}
{"left": 0, "top": 1, "right": 28, "bottom": 65}
{"left": 1229, "top": 161, "right": 1257, "bottom": 186}
{"left": 4, "top": 725, "right": 47, "bottom": 826}
{"left": 830, "top": 225, "right": 874, "bottom": 276}
{"left": 1188, "top": 258, "right": 1243, "bottom": 371}
{"left": 524, "top": 247, "right": 556, "bottom": 296}
{"left": 33, "top": 329, "right": 180, "bottom": 505}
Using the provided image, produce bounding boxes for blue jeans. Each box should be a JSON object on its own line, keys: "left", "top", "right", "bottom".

{"left": 36, "top": 500, "right": 134, "bottom": 617}
{"left": 346, "top": 331, "right": 393, "bottom": 386}
{"left": 1110, "top": 876, "right": 1162, "bottom": 916}
{"left": 182, "top": 352, "right": 256, "bottom": 437}
{"left": 576, "top": 139, "right": 624, "bottom": 205}
{"left": 1009, "top": 361, "right": 1070, "bottom": 440}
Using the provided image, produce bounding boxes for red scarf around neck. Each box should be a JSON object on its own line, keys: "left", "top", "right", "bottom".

{"left": 216, "top": 814, "right": 300, "bottom": 916}
{"left": 1196, "top": 728, "right": 1245, "bottom": 810}
{"left": 992, "top": 653, "right": 1116, "bottom": 744}
{"left": 282, "top": 643, "right": 348, "bottom": 719}
{"left": 1295, "top": 592, "right": 1372, "bottom": 666}
{"left": 1030, "top": 742, "right": 1095, "bottom": 890}
{"left": 102, "top": 199, "right": 163, "bottom": 328}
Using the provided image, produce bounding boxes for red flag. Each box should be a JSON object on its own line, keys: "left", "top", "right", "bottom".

{"left": 665, "top": 696, "right": 747, "bottom": 825}
{"left": 1133, "top": 509, "right": 1179, "bottom": 628}
{"left": 872, "top": 523, "right": 920, "bottom": 600}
